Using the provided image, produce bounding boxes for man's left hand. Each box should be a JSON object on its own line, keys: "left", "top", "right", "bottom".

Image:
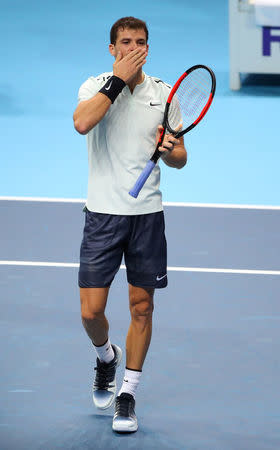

{"left": 156, "top": 124, "right": 182, "bottom": 155}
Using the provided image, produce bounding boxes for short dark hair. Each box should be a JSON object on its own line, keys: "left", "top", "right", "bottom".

{"left": 110, "top": 17, "right": 149, "bottom": 45}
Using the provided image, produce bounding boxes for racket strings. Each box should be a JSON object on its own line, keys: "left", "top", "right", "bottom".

{"left": 169, "top": 68, "right": 212, "bottom": 131}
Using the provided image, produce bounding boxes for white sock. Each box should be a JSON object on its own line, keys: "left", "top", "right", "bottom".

{"left": 93, "top": 337, "right": 114, "bottom": 364}
{"left": 118, "top": 368, "right": 142, "bottom": 399}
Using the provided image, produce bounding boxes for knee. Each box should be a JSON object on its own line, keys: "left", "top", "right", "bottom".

{"left": 80, "top": 296, "right": 105, "bottom": 322}
{"left": 81, "top": 309, "right": 104, "bottom": 323}
{"left": 130, "top": 295, "right": 154, "bottom": 322}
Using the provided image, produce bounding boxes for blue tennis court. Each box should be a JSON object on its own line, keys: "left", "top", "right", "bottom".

{"left": 1, "top": 0, "right": 280, "bottom": 448}
{"left": 1, "top": 200, "right": 280, "bottom": 449}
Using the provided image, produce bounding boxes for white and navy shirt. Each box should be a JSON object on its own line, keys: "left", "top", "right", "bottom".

{"left": 78, "top": 71, "right": 180, "bottom": 215}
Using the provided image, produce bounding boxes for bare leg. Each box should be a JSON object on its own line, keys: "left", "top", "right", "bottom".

{"left": 80, "top": 287, "right": 110, "bottom": 345}
{"left": 126, "top": 284, "right": 154, "bottom": 370}
{"left": 82, "top": 287, "right": 122, "bottom": 410}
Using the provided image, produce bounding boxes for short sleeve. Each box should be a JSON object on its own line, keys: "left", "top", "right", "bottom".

{"left": 78, "top": 77, "right": 100, "bottom": 104}
{"left": 168, "top": 94, "right": 183, "bottom": 131}
{"left": 157, "top": 81, "right": 182, "bottom": 132}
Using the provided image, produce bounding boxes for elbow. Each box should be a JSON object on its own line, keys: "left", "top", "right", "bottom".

{"left": 176, "top": 155, "right": 187, "bottom": 169}
{"left": 181, "top": 157, "right": 187, "bottom": 168}
{"left": 73, "top": 110, "right": 93, "bottom": 135}
{"left": 173, "top": 146, "right": 187, "bottom": 169}
{"left": 177, "top": 162, "right": 186, "bottom": 170}
{"left": 76, "top": 126, "right": 88, "bottom": 136}
{"left": 73, "top": 118, "right": 89, "bottom": 135}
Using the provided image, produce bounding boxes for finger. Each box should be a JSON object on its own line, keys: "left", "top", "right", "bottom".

{"left": 164, "top": 130, "right": 178, "bottom": 142}
{"left": 135, "top": 57, "right": 147, "bottom": 68}
{"left": 165, "top": 123, "right": 182, "bottom": 136}
{"left": 174, "top": 123, "right": 183, "bottom": 134}
{"left": 156, "top": 125, "right": 165, "bottom": 146}
{"left": 115, "top": 51, "right": 123, "bottom": 62}
{"left": 129, "top": 48, "right": 147, "bottom": 63}
{"left": 163, "top": 141, "right": 174, "bottom": 150}
{"left": 157, "top": 125, "right": 165, "bottom": 141}
{"left": 135, "top": 51, "right": 148, "bottom": 64}
{"left": 123, "top": 48, "right": 144, "bottom": 61}
{"left": 166, "top": 135, "right": 180, "bottom": 145}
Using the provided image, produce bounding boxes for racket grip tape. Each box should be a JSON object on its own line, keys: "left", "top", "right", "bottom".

{"left": 129, "top": 160, "right": 156, "bottom": 198}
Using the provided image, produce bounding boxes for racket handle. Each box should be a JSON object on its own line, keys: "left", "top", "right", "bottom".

{"left": 129, "top": 160, "right": 156, "bottom": 198}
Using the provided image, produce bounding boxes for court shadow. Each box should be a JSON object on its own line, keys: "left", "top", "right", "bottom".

{"left": 243, "top": 73, "right": 280, "bottom": 86}
{"left": 240, "top": 73, "right": 280, "bottom": 96}
{"left": 230, "top": 73, "right": 280, "bottom": 97}
{"left": 218, "top": 71, "right": 280, "bottom": 97}
{"left": 84, "top": 414, "right": 184, "bottom": 449}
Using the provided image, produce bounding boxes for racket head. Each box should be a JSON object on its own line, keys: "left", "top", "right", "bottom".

{"left": 164, "top": 65, "right": 216, "bottom": 138}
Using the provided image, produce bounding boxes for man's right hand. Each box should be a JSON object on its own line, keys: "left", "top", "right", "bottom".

{"left": 74, "top": 48, "right": 147, "bottom": 135}
{"left": 113, "top": 48, "right": 147, "bottom": 84}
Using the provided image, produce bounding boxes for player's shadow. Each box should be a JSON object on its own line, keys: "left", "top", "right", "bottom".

{"left": 89, "top": 414, "right": 184, "bottom": 448}
{"left": 90, "top": 413, "right": 113, "bottom": 422}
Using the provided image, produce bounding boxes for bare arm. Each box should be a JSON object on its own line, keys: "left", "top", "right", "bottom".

{"left": 73, "top": 93, "right": 111, "bottom": 135}
{"left": 161, "top": 136, "right": 187, "bottom": 169}
{"left": 73, "top": 48, "right": 147, "bottom": 135}
{"left": 156, "top": 125, "right": 187, "bottom": 169}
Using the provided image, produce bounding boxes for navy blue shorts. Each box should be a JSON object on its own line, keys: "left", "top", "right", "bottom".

{"left": 79, "top": 208, "right": 167, "bottom": 289}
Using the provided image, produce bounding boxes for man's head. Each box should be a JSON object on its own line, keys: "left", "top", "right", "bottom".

{"left": 110, "top": 17, "right": 148, "bottom": 45}
{"left": 109, "top": 17, "right": 149, "bottom": 59}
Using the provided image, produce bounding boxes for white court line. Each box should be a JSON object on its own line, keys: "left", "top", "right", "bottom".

{"left": 0, "top": 196, "right": 86, "bottom": 203}
{"left": 163, "top": 202, "right": 280, "bottom": 210}
{"left": 0, "top": 261, "right": 279, "bottom": 275}
{"left": 0, "top": 196, "right": 280, "bottom": 210}
{"left": 0, "top": 261, "right": 79, "bottom": 268}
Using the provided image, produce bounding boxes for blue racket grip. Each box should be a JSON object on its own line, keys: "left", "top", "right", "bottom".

{"left": 129, "top": 160, "right": 156, "bottom": 198}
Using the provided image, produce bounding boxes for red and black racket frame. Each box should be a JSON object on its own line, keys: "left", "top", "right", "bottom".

{"left": 151, "top": 64, "right": 216, "bottom": 164}
{"left": 129, "top": 64, "right": 216, "bottom": 198}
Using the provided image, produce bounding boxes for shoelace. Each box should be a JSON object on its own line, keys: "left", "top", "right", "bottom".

{"left": 115, "top": 395, "right": 134, "bottom": 417}
{"left": 93, "top": 360, "right": 115, "bottom": 390}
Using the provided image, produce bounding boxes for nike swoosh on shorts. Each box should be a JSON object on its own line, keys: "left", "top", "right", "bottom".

{"left": 156, "top": 274, "right": 167, "bottom": 281}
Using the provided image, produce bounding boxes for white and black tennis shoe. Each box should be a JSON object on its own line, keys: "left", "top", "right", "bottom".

{"left": 112, "top": 393, "right": 138, "bottom": 433}
{"left": 92, "top": 344, "right": 122, "bottom": 410}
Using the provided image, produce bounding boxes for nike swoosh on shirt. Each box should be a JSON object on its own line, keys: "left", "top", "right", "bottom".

{"left": 156, "top": 274, "right": 167, "bottom": 281}
{"left": 105, "top": 81, "right": 112, "bottom": 90}
{"left": 150, "top": 101, "right": 161, "bottom": 106}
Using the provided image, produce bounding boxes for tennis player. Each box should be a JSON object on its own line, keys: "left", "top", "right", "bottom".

{"left": 73, "top": 16, "right": 187, "bottom": 433}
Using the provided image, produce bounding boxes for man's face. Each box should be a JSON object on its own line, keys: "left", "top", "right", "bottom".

{"left": 109, "top": 27, "right": 149, "bottom": 58}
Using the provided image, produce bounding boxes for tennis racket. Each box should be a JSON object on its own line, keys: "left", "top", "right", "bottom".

{"left": 129, "top": 64, "right": 216, "bottom": 198}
